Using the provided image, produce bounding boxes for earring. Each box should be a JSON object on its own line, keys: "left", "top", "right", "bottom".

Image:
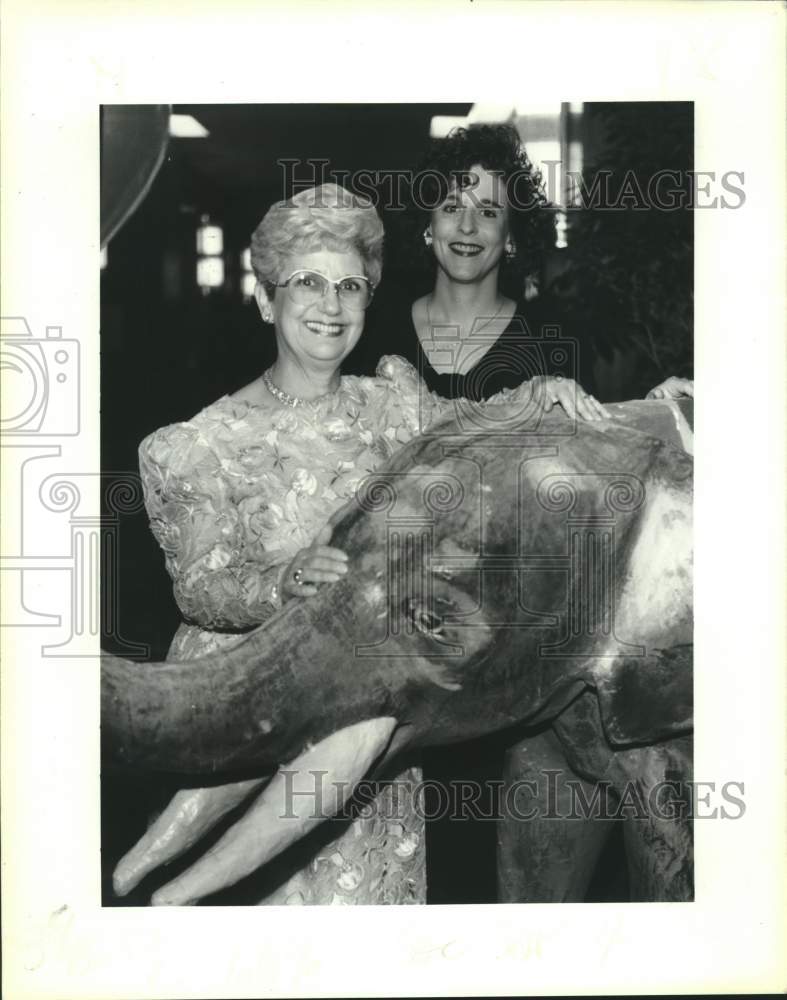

{"left": 262, "top": 307, "right": 274, "bottom": 324}
{"left": 505, "top": 240, "right": 516, "bottom": 260}
{"left": 423, "top": 228, "right": 433, "bottom": 247}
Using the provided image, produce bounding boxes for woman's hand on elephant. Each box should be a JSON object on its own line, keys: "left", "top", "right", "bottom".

{"left": 281, "top": 522, "right": 348, "bottom": 601}
{"left": 533, "top": 375, "right": 611, "bottom": 421}
{"left": 646, "top": 376, "right": 694, "bottom": 400}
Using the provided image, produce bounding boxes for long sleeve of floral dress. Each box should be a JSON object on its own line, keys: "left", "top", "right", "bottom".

{"left": 139, "top": 420, "right": 290, "bottom": 640}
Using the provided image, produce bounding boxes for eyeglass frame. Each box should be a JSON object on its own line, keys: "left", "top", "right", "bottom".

{"left": 268, "top": 269, "right": 376, "bottom": 311}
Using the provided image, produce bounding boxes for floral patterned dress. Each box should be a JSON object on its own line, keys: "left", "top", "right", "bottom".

{"left": 140, "top": 355, "right": 530, "bottom": 905}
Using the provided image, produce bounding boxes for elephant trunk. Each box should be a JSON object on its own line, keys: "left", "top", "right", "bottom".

{"left": 101, "top": 589, "right": 402, "bottom": 776}
{"left": 101, "top": 632, "right": 280, "bottom": 775}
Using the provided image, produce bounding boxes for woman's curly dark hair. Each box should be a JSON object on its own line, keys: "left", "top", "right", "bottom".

{"left": 396, "top": 123, "right": 556, "bottom": 297}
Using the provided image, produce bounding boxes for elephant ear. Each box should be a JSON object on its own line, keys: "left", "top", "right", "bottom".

{"left": 593, "top": 644, "right": 693, "bottom": 747}
{"left": 588, "top": 425, "right": 693, "bottom": 747}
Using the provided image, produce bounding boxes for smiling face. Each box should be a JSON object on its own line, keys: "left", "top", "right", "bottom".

{"left": 257, "top": 248, "right": 368, "bottom": 371}
{"left": 429, "top": 164, "right": 511, "bottom": 285}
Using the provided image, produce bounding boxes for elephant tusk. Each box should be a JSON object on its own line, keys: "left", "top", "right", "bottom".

{"left": 113, "top": 777, "right": 270, "bottom": 896}
{"left": 150, "top": 717, "right": 398, "bottom": 905}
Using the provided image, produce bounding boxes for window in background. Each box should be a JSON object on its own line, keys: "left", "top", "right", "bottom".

{"left": 196, "top": 216, "right": 225, "bottom": 293}
{"left": 240, "top": 247, "right": 256, "bottom": 301}
{"left": 168, "top": 114, "right": 210, "bottom": 139}
{"left": 515, "top": 101, "right": 584, "bottom": 249}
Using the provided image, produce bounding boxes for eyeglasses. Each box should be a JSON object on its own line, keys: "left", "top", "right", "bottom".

{"left": 272, "top": 270, "right": 375, "bottom": 311}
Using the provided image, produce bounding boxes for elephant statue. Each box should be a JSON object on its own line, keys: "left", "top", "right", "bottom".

{"left": 102, "top": 397, "right": 693, "bottom": 903}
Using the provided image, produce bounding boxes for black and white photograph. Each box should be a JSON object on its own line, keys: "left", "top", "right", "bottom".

{"left": 100, "top": 101, "right": 696, "bottom": 910}
{"left": 2, "top": 2, "right": 785, "bottom": 997}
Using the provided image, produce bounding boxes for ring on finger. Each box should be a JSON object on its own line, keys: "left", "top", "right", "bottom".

{"left": 293, "top": 567, "right": 304, "bottom": 585}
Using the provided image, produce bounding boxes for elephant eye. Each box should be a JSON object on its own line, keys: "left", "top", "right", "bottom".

{"left": 404, "top": 599, "right": 444, "bottom": 637}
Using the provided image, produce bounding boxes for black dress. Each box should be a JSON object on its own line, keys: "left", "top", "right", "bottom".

{"left": 348, "top": 284, "right": 594, "bottom": 903}
{"left": 348, "top": 280, "right": 595, "bottom": 396}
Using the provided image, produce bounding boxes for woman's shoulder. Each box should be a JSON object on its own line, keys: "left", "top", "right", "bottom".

{"left": 375, "top": 354, "right": 422, "bottom": 386}
{"left": 340, "top": 355, "right": 427, "bottom": 444}
{"left": 345, "top": 354, "right": 422, "bottom": 393}
{"left": 341, "top": 356, "right": 426, "bottom": 430}
{"left": 139, "top": 394, "right": 264, "bottom": 474}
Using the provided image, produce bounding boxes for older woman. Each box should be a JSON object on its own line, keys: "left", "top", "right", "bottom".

{"left": 112, "top": 183, "right": 577, "bottom": 907}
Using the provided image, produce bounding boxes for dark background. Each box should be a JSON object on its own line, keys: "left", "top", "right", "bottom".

{"left": 101, "top": 102, "right": 693, "bottom": 905}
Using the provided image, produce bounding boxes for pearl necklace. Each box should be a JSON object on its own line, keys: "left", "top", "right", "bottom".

{"left": 262, "top": 368, "right": 339, "bottom": 408}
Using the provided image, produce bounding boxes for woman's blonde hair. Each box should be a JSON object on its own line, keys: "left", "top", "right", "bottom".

{"left": 250, "top": 183, "right": 384, "bottom": 288}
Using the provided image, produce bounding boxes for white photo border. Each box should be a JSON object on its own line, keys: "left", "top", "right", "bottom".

{"left": 2, "top": 1, "right": 786, "bottom": 997}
